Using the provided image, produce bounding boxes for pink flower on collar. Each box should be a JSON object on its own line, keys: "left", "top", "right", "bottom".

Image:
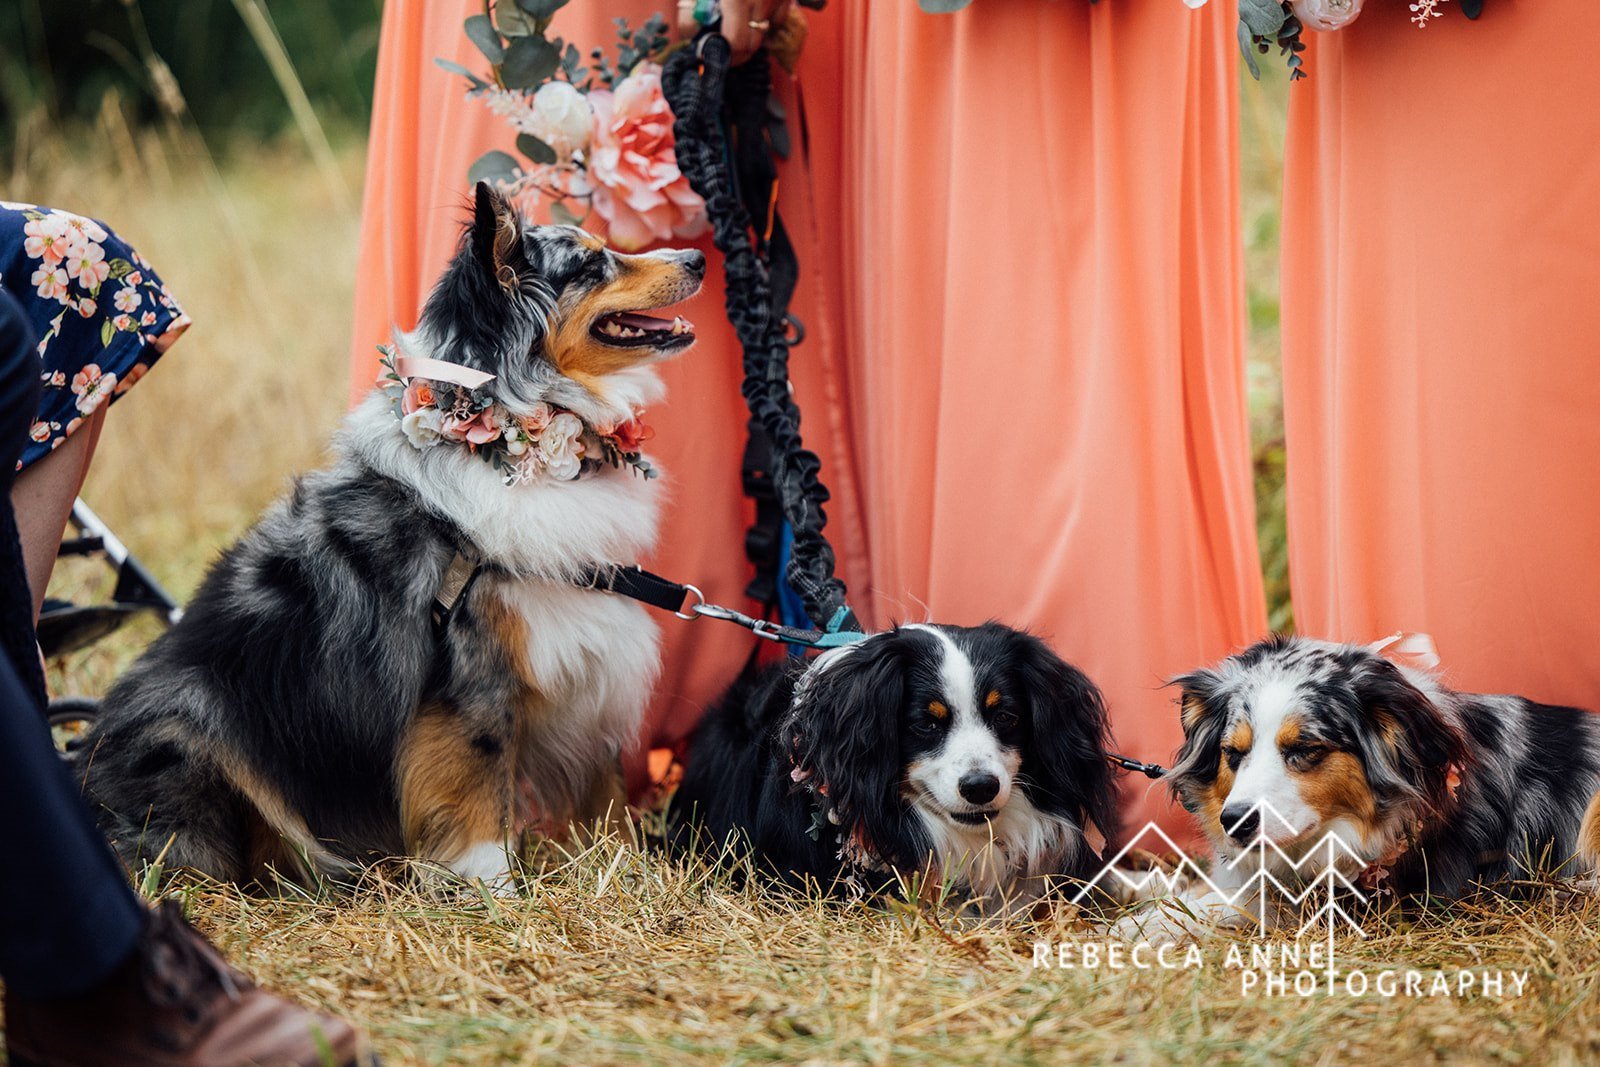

{"left": 443, "top": 405, "right": 501, "bottom": 446}
{"left": 609, "top": 417, "right": 653, "bottom": 453}
{"left": 400, "top": 380, "right": 436, "bottom": 416}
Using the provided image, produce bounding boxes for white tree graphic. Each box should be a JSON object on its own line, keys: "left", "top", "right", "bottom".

{"left": 1074, "top": 799, "right": 1369, "bottom": 976}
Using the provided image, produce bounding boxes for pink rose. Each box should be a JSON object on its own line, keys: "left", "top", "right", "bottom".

{"left": 401, "top": 381, "right": 436, "bottom": 415}
{"left": 586, "top": 63, "right": 708, "bottom": 251}
{"left": 1292, "top": 0, "right": 1364, "bottom": 30}
{"left": 443, "top": 405, "right": 501, "bottom": 446}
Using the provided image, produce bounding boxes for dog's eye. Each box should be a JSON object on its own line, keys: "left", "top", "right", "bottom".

{"left": 909, "top": 715, "right": 942, "bottom": 737}
{"left": 1285, "top": 745, "right": 1330, "bottom": 770}
{"left": 1221, "top": 746, "right": 1245, "bottom": 771}
{"left": 990, "top": 707, "right": 1020, "bottom": 731}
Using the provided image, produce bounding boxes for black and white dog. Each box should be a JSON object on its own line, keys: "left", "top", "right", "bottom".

{"left": 76, "top": 184, "right": 703, "bottom": 886}
{"left": 1147, "top": 635, "right": 1600, "bottom": 932}
{"left": 673, "top": 624, "right": 1118, "bottom": 913}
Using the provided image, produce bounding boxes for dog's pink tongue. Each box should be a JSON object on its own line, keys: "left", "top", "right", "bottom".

{"left": 611, "top": 312, "right": 671, "bottom": 329}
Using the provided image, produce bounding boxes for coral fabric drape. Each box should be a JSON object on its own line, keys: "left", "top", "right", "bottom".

{"left": 1282, "top": 3, "right": 1600, "bottom": 711}
{"left": 819, "top": 0, "right": 1265, "bottom": 831}
{"left": 348, "top": 0, "right": 870, "bottom": 794}
{"left": 351, "top": 0, "right": 1266, "bottom": 832}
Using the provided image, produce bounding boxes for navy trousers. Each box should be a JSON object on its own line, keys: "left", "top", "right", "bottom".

{"left": 0, "top": 288, "right": 144, "bottom": 999}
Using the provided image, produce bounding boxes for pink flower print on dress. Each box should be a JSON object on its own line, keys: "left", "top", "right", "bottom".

{"left": 22, "top": 214, "right": 70, "bottom": 264}
{"left": 31, "top": 264, "right": 69, "bottom": 303}
{"left": 71, "top": 364, "right": 118, "bottom": 415}
{"left": 64, "top": 241, "right": 109, "bottom": 289}
{"left": 113, "top": 287, "right": 141, "bottom": 314}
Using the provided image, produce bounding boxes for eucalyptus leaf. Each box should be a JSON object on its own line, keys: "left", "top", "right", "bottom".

{"left": 517, "top": 0, "right": 572, "bottom": 17}
{"left": 495, "top": 3, "right": 536, "bottom": 37}
{"left": 1239, "top": 0, "right": 1288, "bottom": 39}
{"left": 467, "top": 149, "right": 520, "bottom": 185}
{"left": 434, "top": 57, "right": 490, "bottom": 90}
{"left": 918, "top": 0, "right": 975, "bottom": 10}
{"left": 1237, "top": 19, "right": 1262, "bottom": 80}
{"left": 463, "top": 14, "right": 504, "bottom": 63}
{"left": 501, "top": 35, "right": 561, "bottom": 88}
{"left": 516, "top": 133, "right": 558, "bottom": 165}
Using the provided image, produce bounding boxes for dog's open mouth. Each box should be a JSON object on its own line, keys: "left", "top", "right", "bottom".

{"left": 949, "top": 809, "right": 997, "bottom": 826}
{"left": 591, "top": 310, "right": 695, "bottom": 350}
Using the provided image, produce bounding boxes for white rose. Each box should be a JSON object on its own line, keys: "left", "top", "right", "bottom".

{"left": 400, "top": 406, "right": 446, "bottom": 449}
{"left": 1291, "top": 0, "right": 1364, "bottom": 30}
{"left": 539, "top": 412, "right": 586, "bottom": 481}
{"left": 1182, "top": 0, "right": 1209, "bottom": 7}
{"left": 529, "top": 81, "right": 592, "bottom": 159}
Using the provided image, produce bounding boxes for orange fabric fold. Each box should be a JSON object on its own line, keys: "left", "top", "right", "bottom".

{"left": 1282, "top": 2, "right": 1600, "bottom": 710}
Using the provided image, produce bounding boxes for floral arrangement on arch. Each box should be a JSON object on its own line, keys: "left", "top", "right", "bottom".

{"left": 439, "top": 0, "right": 705, "bottom": 251}
{"left": 918, "top": 0, "right": 1488, "bottom": 80}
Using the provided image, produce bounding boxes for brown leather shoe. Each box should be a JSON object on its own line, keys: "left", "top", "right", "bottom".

{"left": 4, "top": 899, "right": 372, "bottom": 1067}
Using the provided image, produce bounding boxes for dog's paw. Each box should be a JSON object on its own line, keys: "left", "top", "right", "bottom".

{"left": 1110, "top": 904, "right": 1202, "bottom": 948}
{"left": 423, "top": 841, "right": 521, "bottom": 897}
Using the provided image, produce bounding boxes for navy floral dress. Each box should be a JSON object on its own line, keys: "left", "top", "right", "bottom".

{"left": 0, "top": 202, "right": 187, "bottom": 470}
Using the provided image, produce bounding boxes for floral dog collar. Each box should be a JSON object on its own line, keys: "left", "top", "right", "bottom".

{"left": 377, "top": 344, "right": 654, "bottom": 486}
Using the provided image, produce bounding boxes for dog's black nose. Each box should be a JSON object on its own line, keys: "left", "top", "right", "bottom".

{"left": 681, "top": 250, "right": 706, "bottom": 278}
{"left": 958, "top": 772, "right": 1001, "bottom": 805}
{"left": 1220, "top": 804, "right": 1259, "bottom": 844}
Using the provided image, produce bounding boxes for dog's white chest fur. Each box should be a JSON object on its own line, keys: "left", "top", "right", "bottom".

{"left": 345, "top": 395, "right": 665, "bottom": 818}
{"left": 491, "top": 575, "right": 660, "bottom": 809}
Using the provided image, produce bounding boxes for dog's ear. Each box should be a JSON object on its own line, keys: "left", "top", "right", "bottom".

{"left": 1352, "top": 657, "right": 1469, "bottom": 814}
{"left": 1009, "top": 632, "right": 1116, "bottom": 851}
{"left": 471, "top": 180, "right": 529, "bottom": 294}
{"left": 789, "top": 634, "right": 917, "bottom": 867}
{"left": 1165, "top": 667, "right": 1230, "bottom": 813}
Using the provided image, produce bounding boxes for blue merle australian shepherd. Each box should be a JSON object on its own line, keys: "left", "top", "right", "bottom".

{"left": 75, "top": 183, "right": 704, "bottom": 887}
{"left": 1148, "top": 635, "right": 1600, "bottom": 932}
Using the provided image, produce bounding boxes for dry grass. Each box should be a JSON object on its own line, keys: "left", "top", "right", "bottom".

{"left": 12, "top": 117, "right": 358, "bottom": 695}
{"left": 15, "top": 90, "right": 1597, "bottom": 1067}
{"left": 145, "top": 832, "right": 1600, "bottom": 1066}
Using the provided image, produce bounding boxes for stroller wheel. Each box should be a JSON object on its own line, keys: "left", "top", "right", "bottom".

{"left": 48, "top": 696, "right": 100, "bottom": 755}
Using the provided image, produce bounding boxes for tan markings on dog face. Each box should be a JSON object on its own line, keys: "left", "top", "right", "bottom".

{"left": 544, "top": 254, "right": 700, "bottom": 387}
{"left": 985, "top": 689, "right": 1001, "bottom": 709}
{"left": 398, "top": 704, "right": 510, "bottom": 861}
{"left": 1276, "top": 718, "right": 1301, "bottom": 748}
{"left": 574, "top": 230, "right": 606, "bottom": 252}
{"left": 928, "top": 700, "right": 949, "bottom": 720}
{"left": 1580, "top": 790, "right": 1600, "bottom": 868}
{"left": 1295, "top": 751, "right": 1379, "bottom": 830}
{"left": 1200, "top": 749, "right": 1237, "bottom": 835}
{"left": 1197, "top": 722, "right": 1252, "bottom": 837}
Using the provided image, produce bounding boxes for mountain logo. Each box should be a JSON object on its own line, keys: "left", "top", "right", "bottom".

{"left": 1071, "top": 799, "right": 1369, "bottom": 955}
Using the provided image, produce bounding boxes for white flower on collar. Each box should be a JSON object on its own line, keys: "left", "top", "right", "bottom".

{"left": 400, "top": 406, "right": 447, "bottom": 449}
{"left": 539, "top": 411, "right": 586, "bottom": 481}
